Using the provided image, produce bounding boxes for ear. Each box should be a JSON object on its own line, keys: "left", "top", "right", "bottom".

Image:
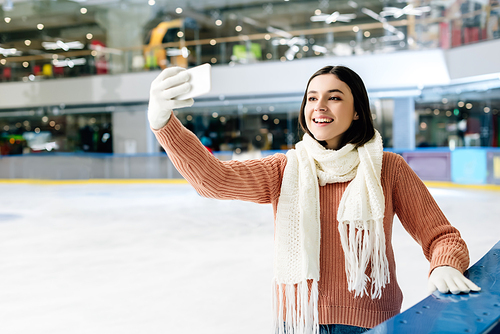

{"left": 353, "top": 112, "right": 359, "bottom": 120}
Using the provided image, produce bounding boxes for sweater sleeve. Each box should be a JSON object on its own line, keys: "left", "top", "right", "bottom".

{"left": 393, "top": 155, "right": 470, "bottom": 275}
{"left": 152, "top": 115, "right": 287, "bottom": 204}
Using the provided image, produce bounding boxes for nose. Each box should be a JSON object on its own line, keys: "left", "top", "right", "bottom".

{"left": 314, "top": 99, "right": 327, "bottom": 111}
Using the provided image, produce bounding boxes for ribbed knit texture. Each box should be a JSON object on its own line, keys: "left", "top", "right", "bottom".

{"left": 153, "top": 115, "right": 470, "bottom": 329}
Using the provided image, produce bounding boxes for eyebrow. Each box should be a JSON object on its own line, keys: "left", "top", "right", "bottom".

{"left": 307, "top": 89, "right": 344, "bottom": 95}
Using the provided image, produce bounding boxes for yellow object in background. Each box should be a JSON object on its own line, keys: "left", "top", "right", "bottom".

{"left": 144, "top": 19, "right": 187, "bottom": 69}
{"left": 494, "top": 156, "right": 500, "bottom": 179}
{"left": 42, "top": 63, "right": 53, "bottom": 77}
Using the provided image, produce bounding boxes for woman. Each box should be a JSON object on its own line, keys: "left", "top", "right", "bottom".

{"left": 147, "top": 65, "right": 480, "bottom": 334}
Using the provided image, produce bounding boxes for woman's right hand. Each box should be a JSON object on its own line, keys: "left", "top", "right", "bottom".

{"left": 148, "top": 67, "right": 194, "bottom": 130}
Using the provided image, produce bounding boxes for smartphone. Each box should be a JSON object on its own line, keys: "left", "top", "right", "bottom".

{"left": 175, "top": 63, "right": 212, "bottom": 100}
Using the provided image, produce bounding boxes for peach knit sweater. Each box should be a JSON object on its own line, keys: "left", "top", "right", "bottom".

{"left": 153, "top": 115, "right": 470, "bottom": 329}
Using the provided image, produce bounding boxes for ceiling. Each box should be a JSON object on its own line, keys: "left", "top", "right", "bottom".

{"left": 0, "top": 0, "right": 459, "bottom": 65}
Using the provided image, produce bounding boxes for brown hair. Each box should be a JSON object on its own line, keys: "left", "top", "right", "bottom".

{"left": 298, "top": 65, "right": 375, "bottom": 149}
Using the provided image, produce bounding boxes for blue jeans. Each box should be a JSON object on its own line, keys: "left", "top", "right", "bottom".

{"left": 281, "top": 324, "right": 369, "bottom": 334}
{"left": 319, "top": 324, "right": 369, "bottom": 334}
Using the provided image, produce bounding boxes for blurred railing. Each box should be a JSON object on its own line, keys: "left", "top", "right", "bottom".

{"left": 1, "top": 5, "right": 499, "bottom": 83}
{"left": 367, "top": 240, "right": 500, "bottom": 333}
{"left": 1, "top": 148, "right": 500, "bottom": 185}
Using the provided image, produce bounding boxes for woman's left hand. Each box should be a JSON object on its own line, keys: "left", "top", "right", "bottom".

{"left": 428, "top": 266, "right": 481, "bottom": 294}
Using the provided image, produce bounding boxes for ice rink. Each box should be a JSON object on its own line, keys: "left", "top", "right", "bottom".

{"left": 0, "top": 181, "right": 499, "bottom": 334}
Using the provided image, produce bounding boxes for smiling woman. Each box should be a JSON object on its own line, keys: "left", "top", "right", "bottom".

{"left": 299, "top": 66, "right": 374, "bottom": 150}
{"left": 304, "top": 74, "right": 358, "bottom": 149}
{"left": 147, "top": 65, "right": 479, "bottom": 334}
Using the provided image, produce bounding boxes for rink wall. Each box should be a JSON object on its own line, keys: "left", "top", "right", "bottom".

{"left": 398, "top": 148, "right": 500, "bottom": 185}
{"left": 366, "top": 240, "right": 500, "bottom": 333}
{"left": 0, "top": 148, "right": 500, "bottom": 185}
{"left": 0, "top": 153, "right": 183, "bottom": 179}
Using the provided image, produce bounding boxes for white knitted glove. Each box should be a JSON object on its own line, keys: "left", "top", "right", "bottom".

{"left": 428, "top": 266, "right": 481, "bottom": 294}
{"left": 148, "top": 67, "right": 194, "bottom": 130}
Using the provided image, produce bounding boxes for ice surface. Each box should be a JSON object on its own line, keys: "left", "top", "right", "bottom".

{"left": 0, "top": 183, "right": 498, "bottom": 334}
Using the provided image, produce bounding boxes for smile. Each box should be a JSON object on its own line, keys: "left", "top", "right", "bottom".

{"left": 313, "top": 118, "right": 333, "bottom": 124}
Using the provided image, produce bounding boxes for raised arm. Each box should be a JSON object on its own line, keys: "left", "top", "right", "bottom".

{"left": 153, "top": 115, "right": 286, "bottom": 204}
{"left": 148, "top": 67, "right": 286, "bottom": 204}
{"left": 392, "top": 155, "right": 480, "bottom": 294}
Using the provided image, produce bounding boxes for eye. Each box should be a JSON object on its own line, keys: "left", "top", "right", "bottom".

{"left": 329, "top": 96, "right": 341, "bottom": 101}
{"left": 308, "top": 97, "right": 317, "bottom": 101}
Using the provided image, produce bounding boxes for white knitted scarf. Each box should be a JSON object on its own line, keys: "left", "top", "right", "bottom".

{"left": 273, "top": 131, "right": 389, "bottom": 334}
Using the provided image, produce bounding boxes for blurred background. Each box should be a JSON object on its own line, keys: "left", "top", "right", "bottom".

{"left": 1, "top": 1, "right": 500, "bottom": 333}
{"left": 0, "top": 0, "right": 498, "bottom": 184}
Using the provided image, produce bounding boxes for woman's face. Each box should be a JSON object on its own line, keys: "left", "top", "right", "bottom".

{"left": 304, "top": 74, "right": 358, "bottom": 150}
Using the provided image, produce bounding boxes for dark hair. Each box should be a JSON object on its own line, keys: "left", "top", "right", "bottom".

{"left": 298, "top": 65, "right": 375, "bottom": 149}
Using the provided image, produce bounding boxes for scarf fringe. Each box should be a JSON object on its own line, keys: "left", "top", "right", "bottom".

{"left": 338, "top": 218, "right": 390, "bottom": 299}
{"left": 273, "top": 279, "right": 319, "bottom": 334}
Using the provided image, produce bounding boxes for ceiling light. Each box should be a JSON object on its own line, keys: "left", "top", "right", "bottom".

{"left": 381, "top": 4, "right": 431, "bottom": 18}
{"left": 314, "top": 9, "right": 321, "bottom": 15}
{"left": 181, "top": 47, "right": 189, "bottom": 58}
{"left": 86, "top": 33, "right": 93, "bottom": 40}
{"left": 80, "top": 7, "right": 87, "bottom": 14}
{"left": 4, "top": 17, "right": 11, "bottom": 23}
{"left": 175, "top": 7, "right": 183, "bottom": 14}
{"left": 266, "top": 26, "right": 293, "bottom": 39}
{"left": 312, "top": 45, "right": 327, "bottom": 54}
{"left": 353, "top": 26, "right": 359, "bottom": 32}
{"left": 22, "top": 61, "right": 29, "bottom": 68}
{"left": 235, "top": 25, "right": 242, "bottom": 32}
{"left": 0, "top": 59, "right": 6, "bottom": 65}
{"left": 348, "top": 1, "right": 358, "bottom": 8}
{"left": 310, "top": 11, "right": 356, "bottom": 24}
{"left": 364, "top": 31, "right": 370, "bottom": 37}
{"left": 215, "top": 19, "right": 222, "bottom": 26}
{"left": 210, "top": 39, "right": 216, "bottom": 45}
{"left": 148, "top": 0, "right": 155, "bottom": 5}
{"left": 53, "top": 58, "right": 87, "bottom": 68}
{"left": 0, "top": 47, "right": 20, "bottom": 56}
{"left": 42, "top": 40, "right": 85, "bottom": 51}
{"left": 37, "top": 23, "right": 44, "bottom": 30}
{"left": 177, "top": 31, "right": 184, "bottom": 38}
{"left": 25, "top": 40, "right": 31, "bottom": 46}
{"left": 89, "top": 44, "right": 122, "bottom": 55}
{"left": 361, "top": 7, "right": 405, "bottom": 40}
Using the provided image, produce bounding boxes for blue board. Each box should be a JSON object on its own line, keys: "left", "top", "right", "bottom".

{"left": 451, "top": 149, "right": 488, "bottom": 185}
{"left": 367, "top": 241, "right": 500, "bottom": 333}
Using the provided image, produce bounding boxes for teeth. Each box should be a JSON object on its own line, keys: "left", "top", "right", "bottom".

{"left": 314, "top": 118, "right": 333, "bottom": 123}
